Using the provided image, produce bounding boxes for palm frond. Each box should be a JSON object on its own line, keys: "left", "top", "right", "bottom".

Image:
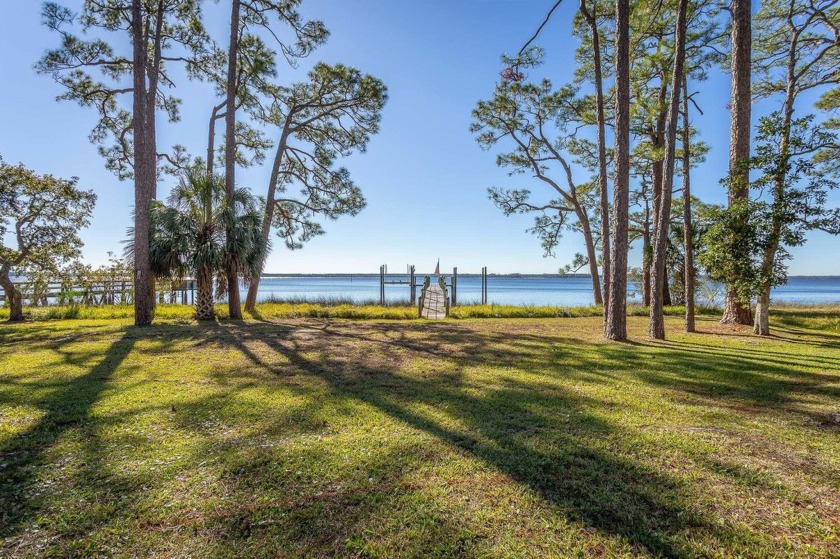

{"left": 145, "top": 168, "right": 271, "bottom": 300}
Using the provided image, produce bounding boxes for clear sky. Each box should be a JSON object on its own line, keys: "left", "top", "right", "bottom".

{"left": 1, "top": 0, "right": 837, "bottom": 275}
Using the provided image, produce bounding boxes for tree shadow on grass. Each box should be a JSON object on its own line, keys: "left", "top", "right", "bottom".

{"left": 291, "top": 319, "right": 840, "bottom": 411}
{"left": 0, "top": 329, "right": 137, "bottom": 543}
{"left": 2, "top": 317, "right": 836, "bottom": 556}
{"left": 204, "top": 320, "right": 765, "bottom": 556}
{"left": 764, "top": 325, "right": 840, "bottom": 350}
{"left": 634, "top": 338, "right": 840, "bottom": 409}
{"left": 197, "top": 432, "right": 486, "bottom": 557}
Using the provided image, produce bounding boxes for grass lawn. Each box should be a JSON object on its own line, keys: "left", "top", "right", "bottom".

{"left": 1, "top": 310, "right": 838, "bottom": 557}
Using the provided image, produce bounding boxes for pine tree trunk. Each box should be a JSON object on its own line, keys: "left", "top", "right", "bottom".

{"left": 225, "top": 0, "right": 242, "bottom": 320}
{"left": 207, "top": 104, "right": 220, "bottom": 178}
{"left": 244, "top": 200, "right": 271, "bottom": 310}
{"left": 606, "top": 0, "right": 630, "bottom": 341}
{"left": 245, "top": 128, "right": 290, "bottom": 312}
{"left": 754, "top": 8, "right": 797, "bottom": 337}
{"left": 722, "top": 0, "right": 753, "bottom": 325}
{"left": 682, "top": 77, "right": 695, "bottom": 333}
{"left": 643, "top": 223, "right": 651, "bottom": 307}
{"left": 580, "top": 0, "right": 611, "bottom": 315}
{"left": 131, "top": 0, "right": 154, "bottom": 327}
{"left": 649, "top": 0, "right": 687, "bottom": 339}
{"left": 244, "top": 272, "right": 260, "bottom": 311}
{"left": 577, "top": 205, "right": 603, "bottom": 305}
{"left": 650, "top": 85, "right": 667, "bottom": 241}
{"left": 145, "top": 0, "right": 165, "bottom": 313}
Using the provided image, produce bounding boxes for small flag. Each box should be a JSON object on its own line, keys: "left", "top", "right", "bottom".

{"left": 434, "top": 259, "right": 440, "bottom": 276}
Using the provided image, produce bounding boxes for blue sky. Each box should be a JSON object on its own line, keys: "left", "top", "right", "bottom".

{"left": 1, "top": 0, "right": 837, "bottom": 275}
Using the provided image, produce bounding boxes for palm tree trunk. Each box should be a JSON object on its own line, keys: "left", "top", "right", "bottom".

{"left": 606, "top": 0, "right": 630, "bottom": 341}
{"left": 195, "top": 266, "right": 215, "bottom": 320}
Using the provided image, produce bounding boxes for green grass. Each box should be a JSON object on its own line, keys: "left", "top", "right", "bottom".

{"left": 1, "top": 311, "right": 838, "bottom": 557}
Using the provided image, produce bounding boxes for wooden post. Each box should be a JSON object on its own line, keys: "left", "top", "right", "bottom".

{"left": 380, "top": 265, "right": 385, "bottom": 306}
{"left": 409, "top": 265, "right": 416, "bottom": 305}
{"left": 452, "top": 267, "right": 458, "bottom": 307}
{"left": 482, "top": 267, "right": 488, "bottom": 305}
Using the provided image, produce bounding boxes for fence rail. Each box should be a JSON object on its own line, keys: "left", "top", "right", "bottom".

{"left": 2, "top": 278, "right": 196, "bottom": 307}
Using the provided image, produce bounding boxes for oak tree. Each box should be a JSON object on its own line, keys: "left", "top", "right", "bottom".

{"left": 0, "top": 158, "right": 96, "bottom": 322}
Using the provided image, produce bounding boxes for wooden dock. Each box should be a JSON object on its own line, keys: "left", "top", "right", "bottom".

{"left": 420, "top": 284, "right": 447, "bottom": 319}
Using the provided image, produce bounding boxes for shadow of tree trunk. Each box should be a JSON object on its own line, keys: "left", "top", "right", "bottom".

{"left": 0, "top": 329, "right": 137, "bottom": 540}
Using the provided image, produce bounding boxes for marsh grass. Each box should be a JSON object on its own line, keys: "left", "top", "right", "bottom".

{"left": 0, "top": 311, "right": 838, "bottom": 557}
{"left": 0, "top": 301, "right": 724, "bottom": 322}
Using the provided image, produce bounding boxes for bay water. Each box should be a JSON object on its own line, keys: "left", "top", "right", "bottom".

{"left": 247, "top": 274, "right": 840, "bottom": 307}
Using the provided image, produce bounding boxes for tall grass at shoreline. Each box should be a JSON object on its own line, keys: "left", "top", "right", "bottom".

{"left": 2, "top": 298, "right": 728, "bottom": 322}
{"left": 3, "top": 293, "right": 836, "bottom": 326}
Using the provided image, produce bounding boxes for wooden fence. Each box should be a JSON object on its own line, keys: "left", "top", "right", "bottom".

{"left": 1, "top": 278, "right": 196, "bottom": 307}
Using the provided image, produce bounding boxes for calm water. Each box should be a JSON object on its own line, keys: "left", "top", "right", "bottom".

{"left": 246, "top": 275, "right": 840, "bottom": 307}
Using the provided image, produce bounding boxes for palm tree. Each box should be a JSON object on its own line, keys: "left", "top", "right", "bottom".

{"left": 147, "top": 170, "right": 269, "bottom": 320}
